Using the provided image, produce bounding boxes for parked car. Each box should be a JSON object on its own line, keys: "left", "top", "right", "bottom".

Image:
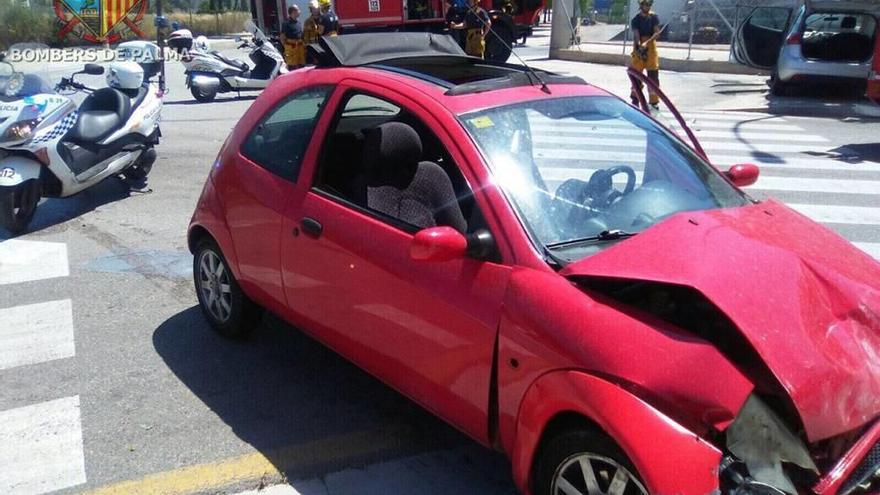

{"left": 733, "top": 0, "right": 879, "bottom": 95}
{"left": 188, "top": 33, "right": 880, "bottom": 495}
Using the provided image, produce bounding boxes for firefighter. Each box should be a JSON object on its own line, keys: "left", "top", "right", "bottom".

{"left": 317, "top": 0, "right": 340, "bottom": 37}
{"left": 281, "top": 5, "right": 305, "bottom": 69}
{"left": 304, "top": 0, "right": 320, "bottom": 45}
{"left": 452, "top": 0, "right": 490, "bottom": 58}
{"left": 630, "top": 0, "right": 662, "bottom": 110}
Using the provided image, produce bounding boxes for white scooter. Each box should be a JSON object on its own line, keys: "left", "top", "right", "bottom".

{"left": 0, "top": 53, "right": 163, "bottom": 234}
{"left": 170, "top": 20, "right": 285, "bottom": 103}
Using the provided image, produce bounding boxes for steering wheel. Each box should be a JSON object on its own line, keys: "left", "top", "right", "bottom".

{"left": 587, "top": 165, "right": 636, "bottom": 209}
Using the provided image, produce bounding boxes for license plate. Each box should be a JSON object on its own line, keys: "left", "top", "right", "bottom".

{"left": 0, "top": 168, "right": 15, "bottom": 179}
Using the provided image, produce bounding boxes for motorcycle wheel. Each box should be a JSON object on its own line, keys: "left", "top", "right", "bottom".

{"left": 0, "top": 179, "right": 41, "bottom": 235}
{"left": 191, "top": 84, "right": 218, "bottom": 103}
{"left": 124, "top": 148, "right": 156, "bottom": 181}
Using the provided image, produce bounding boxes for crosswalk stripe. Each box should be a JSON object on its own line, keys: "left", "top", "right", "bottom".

{"left": 0, "top": 396, "right": 86, "bottom": 495}
{"left": 854, "top": 242, "right": 880, "bottom": 260}
{"left": 0, "top": 240, "right": 69, "bottom": 286}
{"left": 0, "top": 299, "right": 76, "bottom": 371}
{"left": 530, "top": 125, "right": 828, "bottom": 142}
{"left": 534, "top": 135, "right": 832, "bottom": 154}
{"left": 539, "top": 167, "right": 880, "bottom": 196}
{"left": 532, "top": 148, "right": 880, "bottom": 173}
{"left": 789, "top": 204, "right": 880, "bottom": 226}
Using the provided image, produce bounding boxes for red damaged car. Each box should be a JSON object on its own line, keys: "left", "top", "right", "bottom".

{"left": 188, "top": 34, "right": 880, "bottom": 495}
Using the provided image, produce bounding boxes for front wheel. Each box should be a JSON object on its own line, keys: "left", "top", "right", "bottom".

{"left": 0, "top": 179, "right": 41, "bottom": 235}
{"left": 534, "top": 430, "right": 648, "bottom": 495}
{"left": 191, "top": 83, "right": 218, "bottom": 103}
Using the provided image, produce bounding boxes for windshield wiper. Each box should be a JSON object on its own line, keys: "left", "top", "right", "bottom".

{"left": 545, "top": 229, "right": 637, "bottom": 250}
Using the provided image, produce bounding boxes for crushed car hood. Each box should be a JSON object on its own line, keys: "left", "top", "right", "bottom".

{"left": 561, "top": 200, "right": 880, "bottom": 442}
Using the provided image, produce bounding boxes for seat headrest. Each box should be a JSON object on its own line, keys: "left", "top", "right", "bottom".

{"left": 841, "top": 16, "right": 857, "bottom": 29}
{"left": 363, "top": 122, "right": 423, "bottom": 182}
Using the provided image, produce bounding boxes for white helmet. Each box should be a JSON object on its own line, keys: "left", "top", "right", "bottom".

{"left": 194, "top": 36, "right": 210, "bottom": 52}
{"left": 106, "top": 61, "right": 144, "bottom": 90}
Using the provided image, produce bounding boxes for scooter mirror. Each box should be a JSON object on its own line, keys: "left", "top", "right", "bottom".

{"left": 83, "top": 63, "right": 105, "bottom": 75}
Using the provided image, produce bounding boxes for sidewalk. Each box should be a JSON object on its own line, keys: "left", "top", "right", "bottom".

{"left": 553, "top": 41, "right": 766, "bottom": 76}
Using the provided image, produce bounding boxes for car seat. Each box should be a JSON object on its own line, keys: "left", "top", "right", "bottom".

{"left": 351, "top": 122, "right": 467, "bottom": 233}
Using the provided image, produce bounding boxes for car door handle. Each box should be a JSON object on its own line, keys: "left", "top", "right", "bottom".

{"left": 300, "top": 217, "right": 323, "bottom": 238}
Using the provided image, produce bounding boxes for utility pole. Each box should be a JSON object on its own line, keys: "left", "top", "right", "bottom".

{"left": 155, "top": 0, "right": 167, "bottom": 91}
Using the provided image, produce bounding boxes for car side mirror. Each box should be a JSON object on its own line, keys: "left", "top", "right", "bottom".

{"left": 725, "top": 163, "right": 759, "bottom": 188}
{"left": 411, "top": 226, "right": 467, "bottom": 262}
{"left": 83, "top": 63, "right": 104, "bottom": 75}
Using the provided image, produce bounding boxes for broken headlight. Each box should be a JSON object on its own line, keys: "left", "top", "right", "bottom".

{"left": 721, "top": 395, "right": 819, "bottom": 495}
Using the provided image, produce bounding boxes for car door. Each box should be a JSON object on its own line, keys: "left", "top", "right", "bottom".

{"left": 732, "top": 4, "right": 796, "bottom": 69}
{"left": 222, "top": 85, "right": 333, "bottom": 311}
{"left": 279, "top": 82, "right": 510, "bottom": 445}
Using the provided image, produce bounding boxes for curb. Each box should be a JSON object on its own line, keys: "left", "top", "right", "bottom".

{"left": 550, "top": 48, "right": 770, "bottom": 76}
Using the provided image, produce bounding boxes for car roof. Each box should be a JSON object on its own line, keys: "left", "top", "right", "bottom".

{"left": 306, "top": 33, "right": 613, "bottom": 114}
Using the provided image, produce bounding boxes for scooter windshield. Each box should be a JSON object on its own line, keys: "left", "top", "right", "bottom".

{"left": 0, "top": 63, "right": 54, "bottom": 102}
{"left": 244, "top": 19, "right": 269, "bottom": 44}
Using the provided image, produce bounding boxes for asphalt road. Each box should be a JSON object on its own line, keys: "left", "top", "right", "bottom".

{"left": 1, "top": 31, "right": 879, "bottom": 495}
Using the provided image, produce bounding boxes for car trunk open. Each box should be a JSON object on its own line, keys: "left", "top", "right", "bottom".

{"left": 800, "top": 11, "right": 877, "bottom": 62}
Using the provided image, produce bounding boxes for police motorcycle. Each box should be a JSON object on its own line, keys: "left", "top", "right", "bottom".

{"left": 169, "top": 20, "right": 286, "bottom": 103}
{"left": 0, "top": 47, "right": 163, "bottom": 234}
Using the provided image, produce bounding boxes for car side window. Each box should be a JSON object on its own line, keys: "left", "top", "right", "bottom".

{"left": 313, "top": 90, "right": 491, "bottom": 236}
{"left": 748, "top": 7, "right": 791, "bottom": 32}
{"left": 241, "top": 86, "right": 332, "bottom": 182}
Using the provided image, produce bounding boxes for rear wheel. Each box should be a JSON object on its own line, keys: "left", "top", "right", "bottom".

{"left": 769, "top": 74, "right": 790, "bottom": 96}
{"left": 124, "top": 147, "right": 156, "bottom": 181}
{"left": 191, "top": 83, "right": 218, "bottom": 103}
{"left": 535, "top": 429, "right": 648, "bottom": 495}
{"left": 0, "top": 179, "right": 40, "bottom": 235}
{"left": 193, "top": 239, "right": 262, "bottom": 338}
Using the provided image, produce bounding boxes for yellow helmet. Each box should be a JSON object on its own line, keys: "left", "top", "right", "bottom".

{"left": 318, "top": 0, "right": 331, "bottom": 7}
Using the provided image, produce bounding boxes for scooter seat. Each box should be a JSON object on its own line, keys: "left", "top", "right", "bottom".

{"left": 66, "top": 87, "right": 131, "bottom": 144}
{"left": 211, "top": 51, "right": 249, "bottom": 72}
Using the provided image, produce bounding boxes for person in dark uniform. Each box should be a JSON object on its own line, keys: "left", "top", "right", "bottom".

{"left": 281, "top": 5, "right": 305, "bottom": 69}
{"left": 452, "top": 0, "right": 490, "bottom": 58}
{"left": 630, "top": 0, "right": 662, "bottom": 110}
{"left": 445, "top": 0, "right": 465, "bottom": 48}
{"left": 317, "top": 0, "right": 339, "bottom": 37}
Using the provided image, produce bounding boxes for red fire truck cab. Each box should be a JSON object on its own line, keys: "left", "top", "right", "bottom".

{"left": 250, "top": 0, "right": 543, "bottom": 62}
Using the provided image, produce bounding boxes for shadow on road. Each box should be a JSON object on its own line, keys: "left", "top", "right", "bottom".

{"left": 164, "top": 95, "right": 259, "bottom": 106}
{"left": 0, "top": 177, "right": 136, "bottom": 241}
{"left": 152, "top": 306, "right": 505, "bottom": 488}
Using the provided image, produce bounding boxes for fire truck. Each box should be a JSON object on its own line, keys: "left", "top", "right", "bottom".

{"left": 249, "top": 0, "right": 544, "bottom": 62}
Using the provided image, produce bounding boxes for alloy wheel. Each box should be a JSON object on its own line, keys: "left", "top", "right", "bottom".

{"left": 198, "top": 249, "right": 232, "bottom": 323}
{"left": 551, "top": 453, "right": 648, "bottom": 495}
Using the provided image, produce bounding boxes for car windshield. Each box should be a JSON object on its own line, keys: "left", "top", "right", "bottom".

{"left": 460, "top": 96, "right": 751, "bottom": 260}
{"left": 0, "top": 62, "right": 54, "bottom": 102}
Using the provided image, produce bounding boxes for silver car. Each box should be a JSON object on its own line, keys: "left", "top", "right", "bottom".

{"left": 733, "top": 0, "right": 879, "bottom": 95}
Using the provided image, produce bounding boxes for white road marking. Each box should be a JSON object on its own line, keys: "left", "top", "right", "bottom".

{"left": 0, "top": 299, "right": 75, "bottom": 371}
{"left": 789, "top": 204, "right": 880, "bottom": 225}
{"left": 530, "top": 125, "right": 828, "bottom": 142}
{"left": 854, "top": 242, "right": 880, "bottom": 260}
{"left": 532, "top": 148, "right": 880, "bottom": 173}
{"left": 0, "top": 240, "right": 69, "bottom": 286}
{"left": 0, "top": 396, "right": 86, "bottom": 495}
{"left": 534, "top": 135, "right": 833, "bottom": 154}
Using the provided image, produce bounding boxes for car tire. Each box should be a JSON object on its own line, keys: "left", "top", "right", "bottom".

{"left": 534, "top": 429, "right": 648, "bottom": 495}
{"left": 191, "top": 84, "right": 218, "bottom": 103}
{"left": 193, "top": 239, "right": 262, "bottom": 338}
{"left": 770, "top": 76, "right": 790, "bottom": 97}
{"left": 0, "top": 179, "right": 40, "bottom": 235}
